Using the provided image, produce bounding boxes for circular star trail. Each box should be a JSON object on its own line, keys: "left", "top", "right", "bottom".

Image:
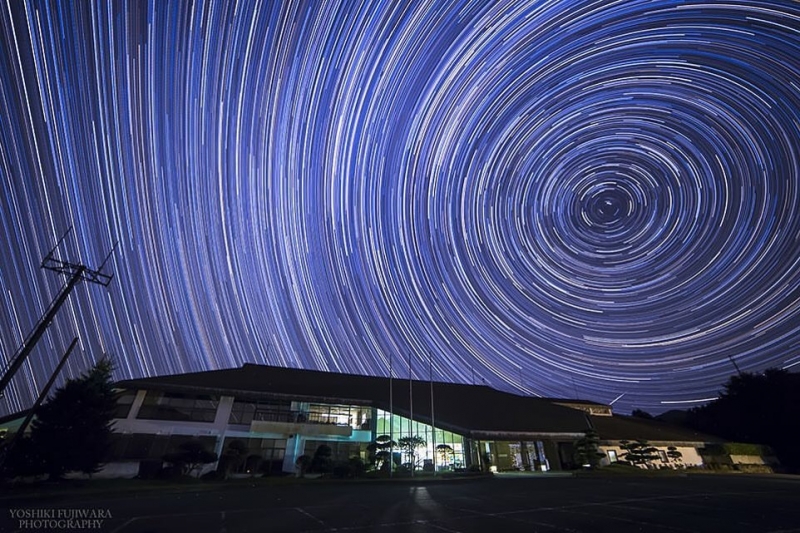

{"left": 1, "top": 1, "right": 799, "bottom": 415}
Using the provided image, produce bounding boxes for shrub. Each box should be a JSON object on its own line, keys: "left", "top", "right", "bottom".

{"left": 295, "top": 454, "right": 311, "bottom": 477}
{"left": 311, "top": 444, "right": 333, "bottom": 473}
{"left": 162, "top": 439, "right": 218, "bottom": 477}
{"left": 332, "top": 461, "right": 351, "bottom": 478}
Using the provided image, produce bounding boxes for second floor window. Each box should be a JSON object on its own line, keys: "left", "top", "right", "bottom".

{"left": 137, "top": 391, "right": 219, "bottom": 422}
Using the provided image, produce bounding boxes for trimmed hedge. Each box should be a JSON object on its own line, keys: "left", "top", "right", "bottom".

{"left": 701, "top": 443, "right": 774, "bottom": 456}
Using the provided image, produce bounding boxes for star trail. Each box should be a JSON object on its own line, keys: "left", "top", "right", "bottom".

{"left": 1, "top": 0, "right": 799, "bottom": 416}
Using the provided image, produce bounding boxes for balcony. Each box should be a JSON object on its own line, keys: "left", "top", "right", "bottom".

{"left": 249, "top": 411, "right": 355, "bottom": 437}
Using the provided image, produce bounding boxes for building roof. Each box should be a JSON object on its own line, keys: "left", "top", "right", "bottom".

{"left": 116, "top": 363, "right": 592, "bottom": 438}
{"left": 0, "top": 409, "right": 29, "bottom": 427}
{"left": 589, "top": 414, "right": 722, "bottom": 444}
{"left": 549, "top": 398, "right": 610, "bottom": 407}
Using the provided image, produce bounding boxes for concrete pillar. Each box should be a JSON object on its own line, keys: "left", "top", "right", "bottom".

{"left": 126, "top": 389, "right": 147, "bottom": 420}
{"left": 283, "top": 434, "right": 306, "bottom": 474}
{"left": 212, "top": 396, "right": 235, "bottom": 461}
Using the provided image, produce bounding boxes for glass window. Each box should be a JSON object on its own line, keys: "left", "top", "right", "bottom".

{"left": 221, "top": 436, "right": 287, "bottom": 474}
{"left": 303, "top": 403, "right": 371, "bottom": 429}
{"left": 374, "top": 409, "right": 465, "bottom": 471}
{"left": 137, "top": 391, "right": 219, "bottom": 422}
{"left": 229, "top": 398, "right": 291, "bottom": 424}
{"left": 113, "top": 390, "right": 137, "bottom": 418}
{"left": 303, "top": 440, "right": 363, "bottom": 462}
{"left": 607, "top": 450, "right": 618, "bottom": 463}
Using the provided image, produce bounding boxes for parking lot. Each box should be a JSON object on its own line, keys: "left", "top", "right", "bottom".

{"left": 3, "top": 473, "right": 799, "bottom": 532}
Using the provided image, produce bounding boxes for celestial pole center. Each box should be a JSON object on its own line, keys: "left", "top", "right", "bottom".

{"left": 1, "top": 0, "right": 799, "bottom": 416}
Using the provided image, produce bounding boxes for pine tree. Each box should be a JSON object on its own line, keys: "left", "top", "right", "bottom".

{"left": 398, "top": 435, "right": 426, "bottom": 470}
{"left": 31, "top": 358, "right": 117, "bottom": 479}
{"left": 618, "top": 439, "right": 659, "bottom": 467}
{"left": 574, "top": 429, "right": 605, "bottom": 468}
{"left": 686, "top": 369, "right": 800, "bottom": 472}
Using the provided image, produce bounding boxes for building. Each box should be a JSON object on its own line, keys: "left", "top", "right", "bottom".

{"left": 588, "top": 413, "right": 716, "bottom": 468}
{"left": 2, "top": 363, "right": 728, "bottom": 477}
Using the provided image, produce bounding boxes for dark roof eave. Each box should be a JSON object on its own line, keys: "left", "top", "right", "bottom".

{"left": 469, "top": 430, "right": 585, "bottom": 440}
{"left": 114, "top": 381, "right": 373, "bottom": 407}
{"left": 599, "top": 439, "right": 717, "bottom": 446}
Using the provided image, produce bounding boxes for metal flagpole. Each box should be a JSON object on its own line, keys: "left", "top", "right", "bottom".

{"left": 430, "top": 352, "right": 435, "bottom": 475}
{"left": 409, "top": 350, "right": 413, "bottom": 476}
{"left": 389, "top": 352, "right": 393, "bottom": 478}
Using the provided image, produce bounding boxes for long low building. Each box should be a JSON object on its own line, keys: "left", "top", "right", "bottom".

{"left": 96, "top": 363, "right": 720, "bottom": 477}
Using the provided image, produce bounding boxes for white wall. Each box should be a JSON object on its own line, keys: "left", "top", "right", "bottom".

{"left": 599, "top": 444, "right": 704, "bottom": 468}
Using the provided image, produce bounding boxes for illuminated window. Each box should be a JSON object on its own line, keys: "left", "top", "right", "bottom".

{"left": 607, "top": 450, "right": 618, "bottom": 463}
{"left": 305, "top": 403, "right": 372, "bottom": 429}
{"left": 374, "top": 409, "right": 465, "bottom": 470}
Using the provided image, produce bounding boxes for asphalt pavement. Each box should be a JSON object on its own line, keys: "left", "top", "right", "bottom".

{"left": 2, "top": 473, "right": 799, "bottom": 533}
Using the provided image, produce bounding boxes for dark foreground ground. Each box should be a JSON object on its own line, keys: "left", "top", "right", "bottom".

{"left": 2, "top": 473, "right": 799, "bottom": 533}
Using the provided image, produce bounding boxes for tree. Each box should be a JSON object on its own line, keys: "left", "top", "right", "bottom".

{"left": 618, "top": 440, "right": 659, "bottom": 467}
{"left": 366, "top": 435, "right": 396, "bottom": 472}
{"left": 163, "top": 439, "right": 218, "bottom": 477}
{"left": 666, "top": 446, "right": 683, "bottom": 465}
{"left": 573, "top": 429, "right": 605, "bottom": 468}
{"left": 436, "top": 444, "right": 455, "bottom": 469}
{"left": 31, "top": 358, "right": 117, "bottom": 480}
{"left": 332, "top": 456, "right": 366, "bottom": 478}
{"left": 310, "top": 444, "right": 333, "bottom": 473}
{"left": 2, "top": 436, "right": 46, "bottom": 479}
{"left": 685, "top": 368, "right": 800, "bottom": 472}
{"left": 631, "top": 409, "right": 654, "bottom": 419}
{"left": 397, "top": 435, "right": 426, "bottom": 471}
{"left": 218, "top": 439, "right": 248, "bottom": 478}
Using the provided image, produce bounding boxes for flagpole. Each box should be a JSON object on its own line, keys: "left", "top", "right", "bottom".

{"left": 430, "top": 352, "right": 436, "bottom": 475}
{"left": 389, "top": 352, "right": 393, "bottom": 478}
{"left": 409, "top": 350, "right": 413, "bottom": 476}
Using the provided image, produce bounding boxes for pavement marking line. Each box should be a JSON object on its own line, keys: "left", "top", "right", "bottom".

{"left": 439, "top": 489, "right": 789, "bottom": 532}
{"left": 549, "top": 506, "right": 694, "bottom": 533}
{"left": 109, "top": 517, "right": 140, "bottom": 533}
{"left": 107, "top": 507, "right": 267, "bottom": 533}
{"left": 602, "top": 497, "right": 772, "bottom": 530}
{"left": 444, "top": 506, "right": 581, "bottom": 532}
{"left": 298, "top": 518, "right": 433, "bottom": 532}
{"left": 220, "top": 510, "right": 227, "bottom": 533}
{"left": 295, "top": 507, "right": 327, "bottom": 525}
{"left": 425, "top": 521, "right": 462, "bottom": 533}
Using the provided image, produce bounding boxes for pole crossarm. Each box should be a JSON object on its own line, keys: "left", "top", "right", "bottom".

{"left": 42, "top": 257, "right": 113, "bottom": 286}
{"left": 0, "top": 268, "right": 84, "bottom": 396}
{"left": 0, "top": 228, "right": 116, "bottom": 398}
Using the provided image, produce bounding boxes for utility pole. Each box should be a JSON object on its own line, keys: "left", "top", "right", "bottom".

{"left": 728, "top": 354, "right": 743, "bottom": 377}
{"left": 0, "top": 337, "right": 78, "bottom": 471}
{"left": 0, "top": 228, "right": 116, "bottom": 398}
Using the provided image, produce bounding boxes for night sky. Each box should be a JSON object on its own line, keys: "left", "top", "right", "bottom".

{"left": 2, "top": 1, "right": 799, "bottom": 416}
